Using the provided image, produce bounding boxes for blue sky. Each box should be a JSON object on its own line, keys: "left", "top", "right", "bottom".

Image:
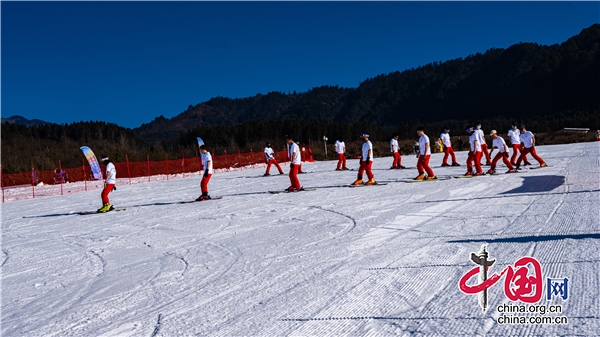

{"left": 2, "top": 1, "right": 598, "bottom": 129}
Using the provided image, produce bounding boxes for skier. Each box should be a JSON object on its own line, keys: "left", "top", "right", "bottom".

{"left": 415, "top": 127, "right": 435, "bottom": 180}
{"left": 335, "top": 139, "right": 348, "bottom": 170}
{"left": 264, "top": 142, "right": 284, "bottom": 176}
{"left": 286, "top": 135, "right": 302, "bottom": 191}
{"left": 352, "top": 134, "right": 376, "bottom": 185}
{"left": 440, "top": 128, "right": 460, "bottom": 166}
{"left": 98, "top": 155, "right": 116, "bottom": 212}
{"left": 475, "top": 122, "right": 491, "bottom": 166}
{"left": 465, "top": 127, "right": 483, "bottom": 176}
{"left": 390, "top": 135, "right": 404, "bottom": 169}
{"left": 196, "top": 145, "right": 214, "bottom": 201}
{"left": 487, "top": 130, "right": 517, "bottom": 174}
{"left": 457, "top": 137, "right": 464, "bottom": 151}
{"left": 508, "top": 122, "right": 531, "bottom": 166}
{"left": 515, "top": 125, "right": 547, "bottom": 169}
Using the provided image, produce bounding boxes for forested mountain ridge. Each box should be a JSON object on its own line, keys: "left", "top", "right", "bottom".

{"left": 134, "top": 24, "right": 600, "bottom": 142}
{"left": 2, "top": 24, "right": 599, "bottom": 174}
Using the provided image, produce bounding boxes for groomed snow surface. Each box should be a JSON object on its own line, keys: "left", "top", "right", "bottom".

{"left": 2, "top": 142, "right": 599, "bottom": 336}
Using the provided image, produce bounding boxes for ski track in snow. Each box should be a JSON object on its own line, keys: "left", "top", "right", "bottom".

{"left": 1, "top": 142, "right": 599, "bottom": 336}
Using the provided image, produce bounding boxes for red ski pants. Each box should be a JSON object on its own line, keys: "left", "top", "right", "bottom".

{"left": 417, "top": 154, "right": 435, "bottom": 177}
{"left": 357, "top": 160, "right": 374, "bottom": 181}
{"left": 511, "top": 144, "right": 530, "bottom": 164}
{"left": 201, "top": 174, "right": 212, "bottom": 193}
{"left": 101, "top": 184, "right": 114, "bottom": 204}
{"left": 266, "top": 159, "right": 283, "bottom": 174}
{"left": 391, "top": 152, "right": 402, "bottom": 168}
{"left": 467, "top": 151, "right": 483, "bottom": 173}
{"left": 442, "top": 146, "right": 457, "bottom": 165}
{"left": 491, "top": 152, "right": 513, "bottom": 170}
{"left": 480, "top": 143, "right": 491, "bottom": 163}
{"left": 517, "top": 147, "right": 545, "bottom": 166}
{"left": 337, "top": 153, "right": 347, "bottom": 169}
{"left": 288, "top": 164, "right": 301, "bottom": 189}
{"left": 510, "top": 144, "right": 521, "bottom": 164}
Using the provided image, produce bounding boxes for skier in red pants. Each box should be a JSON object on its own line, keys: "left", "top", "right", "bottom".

{"left": 285, "top": 135, "right": 302, "bottom": 191}
{"left": 390, "top": 135, "right": 404, "bottom": 169}
{"left": 196, "top": 145, "right": 213, "bottom": 201}
{"left": 352, "top": 134, "right": 376, "bottom": 185}
{"left": 475, "top": 122, "right": 492, "bottom": 166}
{"left": 440, "top": 127, "right": 460, "bottom": 166}
{"left": 487, "top": 130, "right": 517, "bottom": 174}
{"left": 508, "top": 122, "right": 531, "bottom": 166}
{"left": 515, "top": 125, "right": 547, "bottom": 169}
{"left": 264, "top": 142, "right": 284, "bottom": 176}
{"left": 415, "top": 127, "right": 435, "bottom": 180}
{"left": 465, "top": 127, "right": 483, "bottom": 176}
{"left": 98, "top": 155, "right": 116, "bottom": 212}
{"left": 334, "top": 139, "right": 348, "bottom": 170}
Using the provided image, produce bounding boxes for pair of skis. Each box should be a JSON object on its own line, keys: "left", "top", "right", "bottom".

{"left": 76, "top": 207, "right": 127, "bottom": 215}
{"left": 77, "top": 196, "right": 225, "bottom": 214}
{"left": 179, "top": 196, "right": 224, "bottom": 203}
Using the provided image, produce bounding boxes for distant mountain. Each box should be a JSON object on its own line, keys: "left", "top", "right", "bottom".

{"left": 133, "top": 24, "right": 600, "bottom": 143}
{"left": 1, "top": 115, "right": 50, "bottom": 126}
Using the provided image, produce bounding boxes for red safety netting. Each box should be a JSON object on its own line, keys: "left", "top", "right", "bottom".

{"left": 1, "top": 147, "right": 314, "bottom": 202}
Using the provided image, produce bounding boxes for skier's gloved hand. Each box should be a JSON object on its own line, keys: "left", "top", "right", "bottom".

{"left": 112, "top": 186, "right": 116, "bottom": 191}
{"left": 203, "top": 170, "right": 209, "bottom": 178}
{"left": 290, "top": 163, "right": 295, "bottom": 169}
{"left": 366, "top": 159, "right": 371, "bottom": 165}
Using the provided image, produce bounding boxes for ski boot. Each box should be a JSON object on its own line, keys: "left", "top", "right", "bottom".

{"left": 365, "top": 178, "right": 377, "bottom": 185}
{"left": 425, "top": 175, "right": 436, "bottom": 181}
{"left": 414, "top": 173, "right": 425, "bottom": 180}
{"left": 540, "top": 163, "right": 547, "bottom": 167}
{"left": 452, "top": 162, "right": 461, "bottom": 166}
{"left": 196, "top": 192, "right": 211, "bottom": 201}
{"left": 97, "top": 203, "right": 113, "bottom": 213}
{"left": 351, "top": 179, "right": 363, "bottom": 185}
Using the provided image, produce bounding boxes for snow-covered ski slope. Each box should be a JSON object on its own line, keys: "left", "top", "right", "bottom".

{"left": 2, "top": 142, "right": 599, "bottom": 336}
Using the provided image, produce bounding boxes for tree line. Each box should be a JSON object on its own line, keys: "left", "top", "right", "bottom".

{"left": 2, "top": 110, "right": 598, "bottom": 173}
